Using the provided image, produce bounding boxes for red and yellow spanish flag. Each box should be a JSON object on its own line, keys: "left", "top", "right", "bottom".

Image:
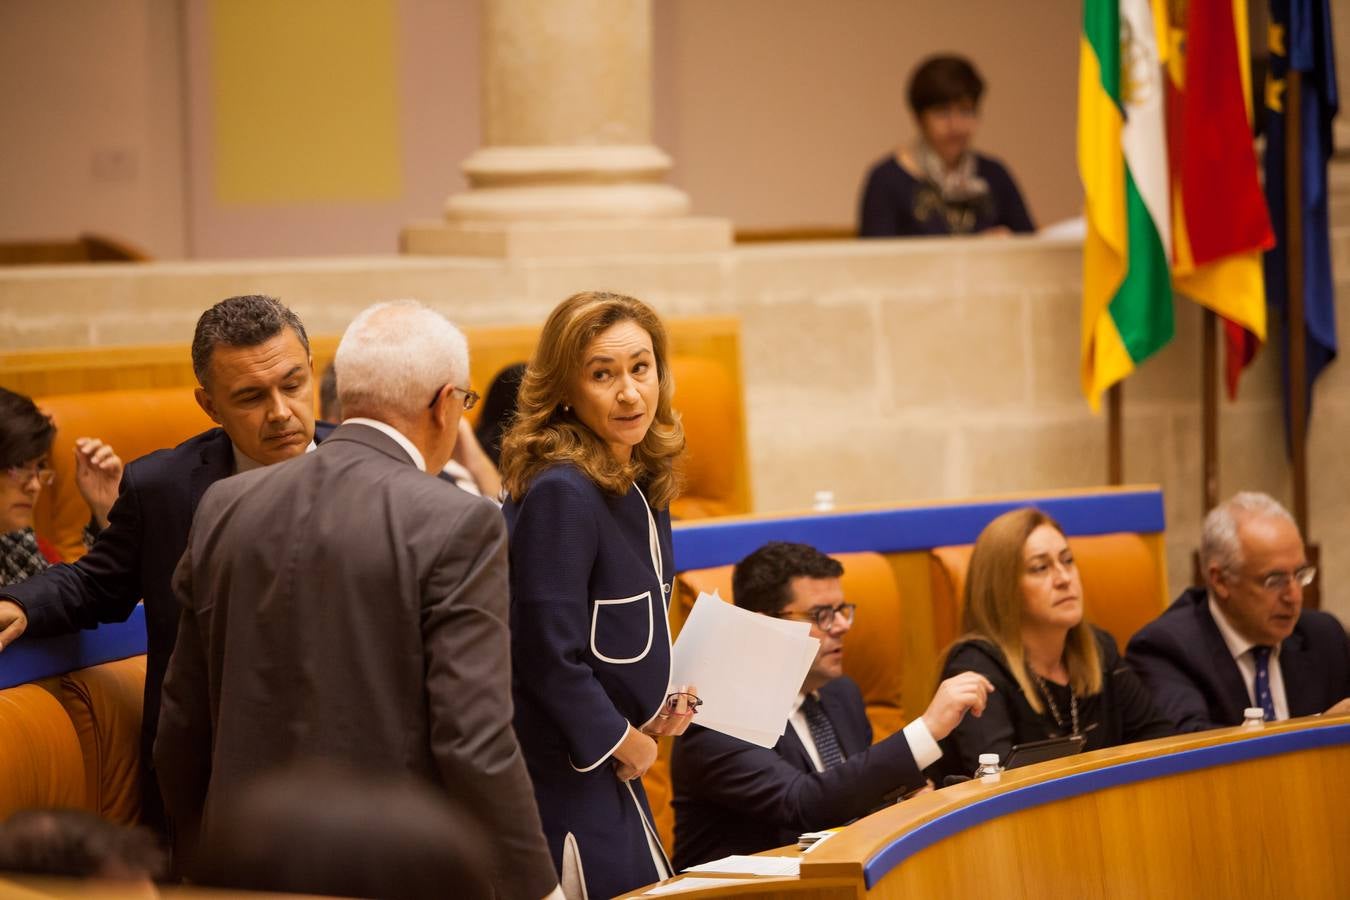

{"left": 1166, "top": 0, "right": 1275, "bottom": 398}
{"left": 1080, "top": 0, "right": 1176, "bottom": 410}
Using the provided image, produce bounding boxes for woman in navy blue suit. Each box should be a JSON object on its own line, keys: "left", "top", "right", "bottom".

{"left": 500, "top": 291, "right": 699, "bottom": 899}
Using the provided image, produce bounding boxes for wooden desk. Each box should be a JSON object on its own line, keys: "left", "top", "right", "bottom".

{"left": 622, "top": 716, "right": 1350, "bottom": 899}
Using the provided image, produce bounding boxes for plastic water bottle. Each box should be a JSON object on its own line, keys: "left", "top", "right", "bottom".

{"left": 812, "top": 490, "right": 835, "bottom": 512}
{"left": 1242, "top": 707, "right": 1266, "bottom": 728}
{"left": 973, "top": 753, "right": 1002, "bottom": 783}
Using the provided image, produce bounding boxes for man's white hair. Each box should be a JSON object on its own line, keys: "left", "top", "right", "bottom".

{"left": 334, "top": 300, "right": 469, "bottom": 422}
{"left": 1200, "top": 491, "right": 1299, "bottom": 575}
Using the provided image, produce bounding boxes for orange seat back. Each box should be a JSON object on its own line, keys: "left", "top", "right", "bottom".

{"left": 33, "top": 389, "right": 214, "bottom": 561}
{"left": 928, "top": 533, "right": 1164, "bottom": 653}
{"left": 0, "top": 684, "right": 88, "bottom": 817}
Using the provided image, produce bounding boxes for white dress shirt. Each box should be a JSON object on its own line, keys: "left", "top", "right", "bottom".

{"left": 787, "top": 688, "right": 943, "bottom": 773}
{"left": 232, "top": 439, "right": 317, "bottom": 474}
{"left": 1209, "top": 598, "right": 1290, "bottom": 720}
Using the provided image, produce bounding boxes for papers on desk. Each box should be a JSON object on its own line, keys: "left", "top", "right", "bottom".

{"left": 680, "top": 855, "right": 802, "bottom": 877}
{"left": 641, "top": 876, "right": 769, "bottom": 895}
{"left": 670, "top": 592, "right": 819, "bottom": 748}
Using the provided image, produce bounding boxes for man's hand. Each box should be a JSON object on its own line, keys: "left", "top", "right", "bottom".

{"left": 641, "top": 686, "right": 700, "bottom": 739}
{"left": 0, "top": 600, "right": 28, "bottom": 652}
{"left": 921, "top": 671, "right": 995, "bottom": 742}
{"left": 612, "top": 724, "right": 658, "bottom": 782}
{"left": 73, "top": 437, "right": 123, "bottom": 530}
{"left": 1324, "top": 698, "right": 1350, "bottom": 717}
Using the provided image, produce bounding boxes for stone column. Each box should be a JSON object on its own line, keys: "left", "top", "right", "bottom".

{"left": 403, "top": 0, "right": 729, "bottom": 258}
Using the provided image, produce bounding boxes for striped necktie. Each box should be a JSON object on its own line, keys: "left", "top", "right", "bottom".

{"left": 802, "top": 694, "right": 845, "bottom": 769}
{"left": 1252, "top": 646, "right": 1277, "bottom": 722}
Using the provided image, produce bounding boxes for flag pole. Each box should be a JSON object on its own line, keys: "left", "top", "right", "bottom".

{"left": 1107, "top": 383, "right": 1123, "bottom": 484}
{"left": 1284, "top": 67, "right": 1319, "bottom": 610}
{"left": 1201, "top": 308, "right": 1219, "bottom": 513}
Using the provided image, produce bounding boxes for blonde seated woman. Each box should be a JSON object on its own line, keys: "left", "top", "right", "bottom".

{"left": 933, "top": 508, "right": 1173, "bottom": 780}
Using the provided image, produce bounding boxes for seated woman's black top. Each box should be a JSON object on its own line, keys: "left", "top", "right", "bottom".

{"left": 931, "top": 627, "right": 1173, "bottom": 781}
{"left": 857, "top": 153, "right": 1035, "bottom": 237}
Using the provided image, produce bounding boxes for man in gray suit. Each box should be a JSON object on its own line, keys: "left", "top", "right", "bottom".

{"left": 155, "top": 300, "right": 560, "bottom": 900}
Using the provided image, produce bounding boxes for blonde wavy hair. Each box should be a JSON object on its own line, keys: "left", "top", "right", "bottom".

{"left": 500, "top": 291, "right": 685, "bottom": 508}
{"left": 957, "top": 507, "right": 1102, "bottom": 714}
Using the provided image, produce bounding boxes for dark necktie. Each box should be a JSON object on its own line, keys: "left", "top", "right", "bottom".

{"left": 802, "top": 695, "right": 845, "bottom": 770}
{"left": 1252, "top": 646, "right": 1277, "bottom": 722}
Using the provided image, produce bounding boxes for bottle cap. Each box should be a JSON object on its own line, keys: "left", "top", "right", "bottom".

{"left": 978, "top": 753, "right": 999, "bottom": 765}
{"left": 1244, "top": 707, "right": 1265, "bottom": 719}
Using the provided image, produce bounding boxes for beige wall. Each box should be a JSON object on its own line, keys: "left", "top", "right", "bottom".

{"left": 4, "top": 228, "right": 1349, "bottom": 628}
{"left": 655, "top": 0, "right": 1083, "bottom": 230}
{"left": 3, "top": 1, "right": 1088, "bottom": 258}
{"left": 0, "top": 0, "right": 186, "bottom": 257}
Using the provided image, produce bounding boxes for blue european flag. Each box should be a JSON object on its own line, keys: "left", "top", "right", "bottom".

{"left": 1263, "top": 0, "right": 1339, "bottom": 439}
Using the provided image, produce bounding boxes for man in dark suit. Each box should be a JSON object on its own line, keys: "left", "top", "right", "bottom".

{"left": 1127, "top": 492, "right": 1350, "bottom": 732}
{"left": 671, "top": 542, "right": 993, "bottom": 870}
{"left": 0, "top": 295, "right": 327, "bottom": 830}
{"left": 154, "top": 300, "right": 559, "bottom": 900}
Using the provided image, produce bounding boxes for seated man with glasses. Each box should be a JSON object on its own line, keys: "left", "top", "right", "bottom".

{"left": 1127, "top": 492, "right": 1350, "bottom": 732}
{"left": 671, "top": 541, "right": 993, "bottom": 870}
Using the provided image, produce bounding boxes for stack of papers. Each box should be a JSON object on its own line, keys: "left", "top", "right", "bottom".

{"left": 670, "top": 592, "right": 819, "bottom": 748}
{"left": 681, "top": 855, "right": 802, "bottom": 877}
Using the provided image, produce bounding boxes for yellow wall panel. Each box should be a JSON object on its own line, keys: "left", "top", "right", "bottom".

{"left": 210, "top": 0, "right": 402, "bottom": 203}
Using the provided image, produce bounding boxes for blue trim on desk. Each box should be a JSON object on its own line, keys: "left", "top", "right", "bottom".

{"left": 0, "top": 605, "right": 146, "bottom": 689}
{"left": 862, "top": 722, "right": 1350, "bottom": 889}
{"left": 673, "top": 489, "right": 1165, "bottom": 571}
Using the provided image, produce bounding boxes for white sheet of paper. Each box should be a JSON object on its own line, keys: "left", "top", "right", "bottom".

{"left": 681, "top": 855, "right": 802, "bottom": 877}
{"left": 642, "top": 876, "right": 766, "bottom": 895}
{"left": 670, "top": 592, "right": 819, "bottom": 748}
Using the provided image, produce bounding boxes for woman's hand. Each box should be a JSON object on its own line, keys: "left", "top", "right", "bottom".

{"left": 73, "top": 437, "right": 123, "bottom": 530}
{"left": 641, "top": 686, "right": 701, "bottom": 739}
{"left": 612, "top": 725, "right": 658, "bottom": 782}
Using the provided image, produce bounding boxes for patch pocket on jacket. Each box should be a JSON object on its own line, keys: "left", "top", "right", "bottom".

{"left": 589, "top": 591, "right": 654, "bottom": 665}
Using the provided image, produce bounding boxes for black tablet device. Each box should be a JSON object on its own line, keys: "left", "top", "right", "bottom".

{"left": 1005, "top": 734, "right": 1087, "bottom": 769}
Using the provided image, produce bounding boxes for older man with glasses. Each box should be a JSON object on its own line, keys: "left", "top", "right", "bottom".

{"left": 1128, "top": 492, "right": 1350, "bottom": 732}
{"left": 670, "top": 540, "right": 993, "bottom": 871}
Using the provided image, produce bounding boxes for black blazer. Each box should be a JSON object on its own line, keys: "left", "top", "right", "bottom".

{"left": 1, "top": 422, "right": 335, "bottom": 823}
{"left": 1126, "top": 587, "right": 1350, "bottom": 732}
{"left": 671, "top": 676, "right": 922, "bottom": 871}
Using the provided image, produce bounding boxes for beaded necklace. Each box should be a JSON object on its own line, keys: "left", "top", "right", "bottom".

{"left": 1033, "top": 673, "right": 1080, "bottom": 737}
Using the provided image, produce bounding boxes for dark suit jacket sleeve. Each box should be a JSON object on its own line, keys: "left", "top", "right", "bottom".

{"left": 678, "top": 714, "right": 923, "bottom": 832}
{"left": 153, "top": 516, "right": 215, "bottom": 870}
{"left": 1, "top": 465, "right": 147, "bottom": 632}
{"left": 1100, "top": 630, "right": 1174, "bottom": 740}
{"left": 424, "top": 498, "right": 557, "bottom": 900}
{"left": 508, "top": 474, "right": 633, "bottom": 769}
{"left": 1125, "top": 625, "right": 1222, "bottom": 734}
{"left": 858, "top": 162, "right": 902, "bottom": 237}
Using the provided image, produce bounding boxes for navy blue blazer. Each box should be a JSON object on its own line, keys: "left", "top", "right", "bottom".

{"left": 1, "top": 422, "right": 335, "bottom": 814}
{"left": 1126, "top": 587, "right": 1350, "bottom": 732}
{"left": 671, "top": 676, "right": 922, "bottom": 871}
{"left": 504, "top": 463, "right": 675, "bottom": 899}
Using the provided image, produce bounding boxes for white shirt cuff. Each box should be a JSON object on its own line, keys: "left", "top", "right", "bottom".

{"left": 902, "top": 716, "right": 943, "bottom": 771}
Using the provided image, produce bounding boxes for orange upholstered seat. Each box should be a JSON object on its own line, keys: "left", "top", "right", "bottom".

{"left": 666, "top": 356, "right": 749, "bottom": 521}
{"left": 55, "top": 656, "right": 147, "bottom": 825}
{"left": 928, "top": 533, "right": 1164, "bottom": 653}
{"left": 33, "top": 388, "right": 214, "bottom": 561}
{"left": 0, "top": 684, "right": 88, "bottom": 817}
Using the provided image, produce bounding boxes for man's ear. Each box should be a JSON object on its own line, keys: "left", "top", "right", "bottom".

{"left": 1206, "top": 562, "right": 1230, "bottom": 600}
{"left": 194, "top": 386, "right": 222, "bottom": 426}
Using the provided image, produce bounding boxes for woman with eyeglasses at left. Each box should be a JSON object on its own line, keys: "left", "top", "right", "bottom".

{"left": 0, "top": 387, "right": 123, "bottom": 587}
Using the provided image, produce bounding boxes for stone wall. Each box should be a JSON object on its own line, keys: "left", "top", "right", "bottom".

{"left": 3, "top": 231, "right": 1349, "bottom": 623}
